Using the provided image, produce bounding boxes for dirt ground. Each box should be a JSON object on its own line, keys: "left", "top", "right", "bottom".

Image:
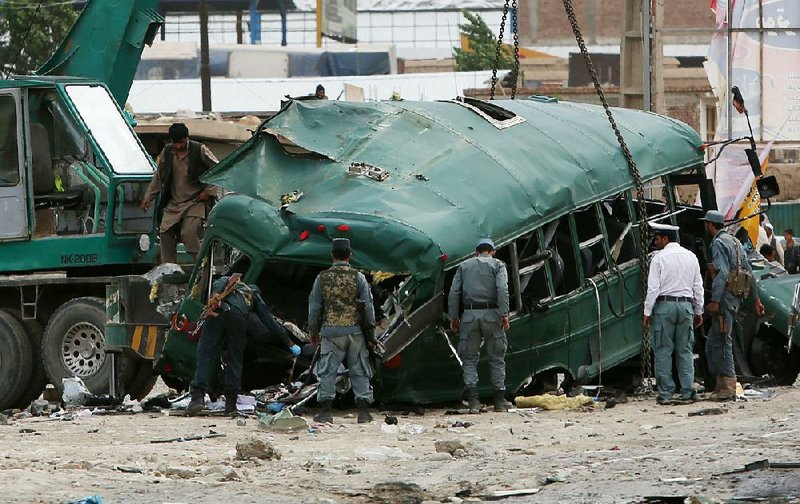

{"left": 1, "top": 379, "right": 799, "bottom": 504}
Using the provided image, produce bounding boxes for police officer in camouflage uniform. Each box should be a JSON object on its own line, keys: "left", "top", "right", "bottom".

{"left": 448, "top": 238, "right": 512, "bottom": 413}
{"left": 701, "top": 210, "right": 764, "bottom": 401}
{"left": 308, "top": 238, "right": 376, "bottom": 423}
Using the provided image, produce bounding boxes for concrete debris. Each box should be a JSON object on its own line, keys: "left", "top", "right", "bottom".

{"left": 151, "top": 431, "right": 226, "bottom": 443}
{"left": 30, "top": 399, "right": 51, "bottom": 416}
{"left": 115, "top": 465, "right": 143, "bottom": 474}
{"left": 435, "top": 440, "right": 466, "bottom": 455}
{"left": 235, "top": 437, "right": 281, "bottom": 460}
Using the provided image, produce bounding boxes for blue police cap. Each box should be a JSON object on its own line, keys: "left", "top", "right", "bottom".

{"left": 332, "top": 238, "right": 350, "bottom": 252}
{"left": 476, "top": 237, "right": 495, "bottom": 250}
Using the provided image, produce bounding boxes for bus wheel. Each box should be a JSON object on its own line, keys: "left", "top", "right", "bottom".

{"left": 126, "top": 358, "right": 158, "bottom": 401}
{"left": 0, "top": 310, "right": 33, "bottom": 410}
{"left": 42, "top": 297, "right": 114, "bottom": 394}
{"left": 749, "top": 327, "right": 800, "bottom": 386}
{"left": 5, "top": 309, "right": 48, "bottom": 409}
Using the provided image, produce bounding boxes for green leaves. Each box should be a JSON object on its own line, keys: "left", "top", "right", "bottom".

{"left": 0, "top": 1, "right": 79, "bottom": 75}
{"left": 453, "top": 10, "right": 513, "bottom": 72}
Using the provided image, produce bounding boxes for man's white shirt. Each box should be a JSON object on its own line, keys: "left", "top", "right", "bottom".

{"left": 644, "top": 242, "right": 704, "bottom": 316}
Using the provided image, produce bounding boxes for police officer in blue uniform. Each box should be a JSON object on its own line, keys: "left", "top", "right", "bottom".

{"left": 448, "top": 238, "right": 511, "bottom": 413}
{"left": 187, "top": 273, "right": 299, "bottom": 416}
{"left": 701, "top": 210, "right": 764, "bottom": 401}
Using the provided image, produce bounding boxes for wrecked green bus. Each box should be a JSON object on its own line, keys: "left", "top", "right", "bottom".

{"left": 146, "top": 97, "right": 798, "bottom": 403}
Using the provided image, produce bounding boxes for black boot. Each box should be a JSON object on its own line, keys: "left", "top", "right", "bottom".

{"left": 224, "top": 393, "right": 238, "bottom": 416}
{"left": 466, "top": 387, "right": 481, "bottom": 414}
{"left": 357, "top": 399, "right": 373, "bottom": 423}
{"left": 493, "top": 389, "right": 512, "bottom": 412}
{"left": 313, "top": 400, "right": 333, "bottom": 423}
{"left": 186, "top": 389, "right": 205, "bottom": 417}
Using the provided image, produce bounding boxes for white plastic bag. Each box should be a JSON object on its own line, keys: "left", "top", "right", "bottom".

{"left": 62, "top": 377, "right": 90, "bottom": 406}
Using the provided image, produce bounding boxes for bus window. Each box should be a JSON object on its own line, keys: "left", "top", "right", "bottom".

{"left": 552, "top": 216, "right": 581, "bottom": 294}
{"left": 602, "top": 193, "right": 637, "bottom": 264}
{"left": 573, "top": 204, "right": 610, "bottom": 279}
{"left": 515, "top": 230, "right": 552, "bottom": 304}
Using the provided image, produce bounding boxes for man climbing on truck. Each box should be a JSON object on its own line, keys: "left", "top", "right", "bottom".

{"left": 141, "top": 123, "right": 218, "bottom": 264}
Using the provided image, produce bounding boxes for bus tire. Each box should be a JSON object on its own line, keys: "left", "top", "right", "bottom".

{"left": 5, "top": 309, "right": 48, "bottom": 409}
{"left": 0, "top": 310, "right": 34, "bottom": 410}
{"left": 42, "top": 297, "right": 112, "bottom": 394}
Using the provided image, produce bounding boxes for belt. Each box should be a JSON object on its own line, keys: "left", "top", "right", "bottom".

{"left": 464, "top": 302, "right": 498, "bottom": 310}
{"left": 657, "top": 295, "right": 692, "bottom": 303}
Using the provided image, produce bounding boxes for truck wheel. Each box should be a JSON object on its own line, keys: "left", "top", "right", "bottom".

{"left": 750, "top": 328, "right": 800, "bottom": 386}
{"left": 0, "top": 310, "right": 34, "bottom": 410}
{"left": 42, "top": 297, "right": 113, "bottom": 394}
{"left": 5, "top": 309, "right": 48, "bottom": 408}
{"left": 126, "top": 358, "right": 158, "bottom": 401}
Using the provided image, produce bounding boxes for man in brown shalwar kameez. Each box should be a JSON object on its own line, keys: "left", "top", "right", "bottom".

{"left": 141, "top": 123, "right": 219, "bottom": 264}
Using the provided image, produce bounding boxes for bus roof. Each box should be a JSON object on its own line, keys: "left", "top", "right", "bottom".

{"left": 203, "top": 97, "right": 703, "bottom": 274}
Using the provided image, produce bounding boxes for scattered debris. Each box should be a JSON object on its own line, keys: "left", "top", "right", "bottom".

{"left": 384, "top": 415, "right": 399, "bottom": 425}
{"left": 688, "top": 407, "right": 726, "bottom": 417}
{"left": 237, "top": 418, "right": 246, "bottom": 426}
{"left": 514, "top": 394, "right": 594, "bottom": 410}
{"left": 354, "top": 446, "right": 413, "bottom": 461}
{"left": 399, "top": 423, "right": 426, "bottom": 435}
{"left": 346, "top": 468, "right": 361, "bottom": 475}
{"left": 435, "top": 440, "right": 466, "bottom": 455}
{"left": 660, "top": 477, "right": 703, "bottom": 483}
{"left": 115, "top": 465, "right": 143, "bottom": 474}
{"left": 19, "top": 428, "right": 36, "bottom": 434}
{"left": 719, "top": 459, "right": 800, "bottom": 475}
{"left": 67, "top": 496, "right": 103, "bottom": 504}
{"left": 370, "top": 482, "right": 428, "bottom": 504}
{"left": 451, "top": 421, "right": 472, "bottom": 428}
{"left": 62, "top": 377, "right": 91, "bottom": 407}
{"left": 0, "top": 413, "right": 7, "bottom": 425}
{"left": 235, "top": 437, "right": 281, "bottom": 460}
{"left": 381, "top": 423, "right": 399, "bottom": 434}
{"left": 257, "top": 409, "right": 308, "bottom": 433}
{"left": 484, "top": 488, "right": 540, "bottom": 500}
{"left": 544, "top": 475, "right": 566, "bottom": 484}
{"left": 151, "top": 431, "right": 226, "bottom": 444}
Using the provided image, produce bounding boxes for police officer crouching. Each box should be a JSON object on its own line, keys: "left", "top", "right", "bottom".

{"left": 308, "top": 238, "right": 376, "bottom": 424}
{"left": 448, "top": 238, "right": 512, "bottom": 413}
{"left": 187, "top": 273, "right": 299, "bottom": 416}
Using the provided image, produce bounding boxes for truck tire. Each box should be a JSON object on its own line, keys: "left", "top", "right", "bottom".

{"left": 5, "top": 309, "right": 48, "bottom": 408}
{"left": 126, "top": 358, "right": 158, "bottom": 401}
{"left": 0, "top": 310, "right": 34, "bottom": 410}
{"left": 42, "top": 297, "right": 114, "bottom": 394}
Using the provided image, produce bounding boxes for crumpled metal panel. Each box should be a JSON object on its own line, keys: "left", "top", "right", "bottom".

{"left": 203, "top": 98, "right": 702, "bottom": 273}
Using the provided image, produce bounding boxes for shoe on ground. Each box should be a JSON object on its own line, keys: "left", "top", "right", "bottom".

{"left": 656, "top": 396, "right": 672, "bottom": 405}
{"left": 186, "top": 390, "right": 205, "bottom": 417}
{"left": 357, "top": 399, "right": 373, "bottom": 423}
{"left": 313, "top": 400, "right": 333, "bottom": 423}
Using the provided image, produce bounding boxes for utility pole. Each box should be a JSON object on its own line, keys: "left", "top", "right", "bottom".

{"left": 619, "top": 0, "right": 645, "bottom": 110}
{"left": 316, "top": 0, "right": 323, "bottom": 48}
{"left": 199, "top": 0, "right": 212, "bottom": 111}
{"left": 652, "top": 0, "right": 665, "bottom": 114}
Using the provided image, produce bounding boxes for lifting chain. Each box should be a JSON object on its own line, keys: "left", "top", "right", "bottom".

{"left": 490, "top": 0, "right": 510, "bottom": 100}
{"left": 560, "top": 0, "right": 654, "bottom": 393}
{"left": 510, "top": 0, "right": 521, "bottom": 99}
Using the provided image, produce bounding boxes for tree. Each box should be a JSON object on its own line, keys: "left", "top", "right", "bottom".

{"left": 0, "top": 1, "right": 79, "bottom": 76}
{"left": 453, "top": 10, "right": 513, "bottom": 72}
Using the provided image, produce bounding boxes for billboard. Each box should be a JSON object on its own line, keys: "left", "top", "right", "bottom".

{"left": 704, "top": 0, "right": 800, "bottom": 231}
{"left": 321, "top": 0, "right": 357, "bottom": 43}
